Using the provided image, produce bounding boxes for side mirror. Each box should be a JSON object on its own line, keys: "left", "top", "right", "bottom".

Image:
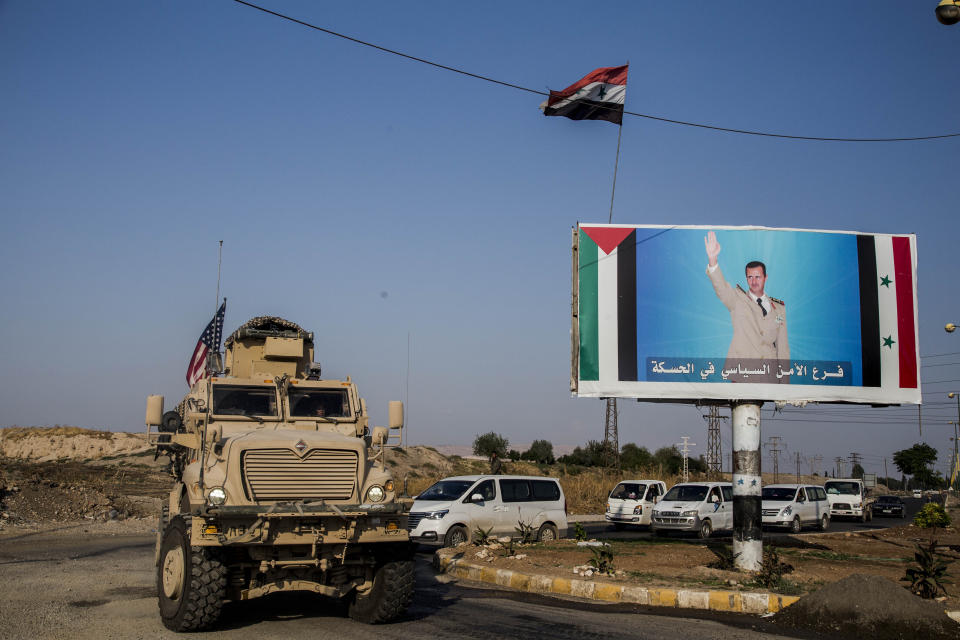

{"left": 388, "top": 401, "right": 404, "bottom": 429}
{"left": 469, "top": 493, "right": 484, "bottom": 503}
{"left": 146, "top": 395, "right": 164, "bottom": 427}
{"left": 371, "top": 426, "right": 388, "bottom": 446}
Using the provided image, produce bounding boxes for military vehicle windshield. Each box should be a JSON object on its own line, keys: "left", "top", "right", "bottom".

{"left": 825, "top": 481, "right": 861, "bottom": 495}
{"left": 213, "top": 385, "right": 278, "bottom": 417}
{"left": 662, "top": 485, "right": 708, "bottom": 502}
{"left": 288, "top": 388, "right": 351, "bottom": 418}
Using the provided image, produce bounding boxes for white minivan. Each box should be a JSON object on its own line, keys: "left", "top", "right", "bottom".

{"left": 605, "top": 480, "right": 667, "bottom": 529}
{"left": 650, "top": 482, "right": 733, "bottom": 539}
{"left": 408, "top": 475, "right": 567, "bottom": 547}
{"left": 761, "top": 484, "right": 830, "bottom": 532}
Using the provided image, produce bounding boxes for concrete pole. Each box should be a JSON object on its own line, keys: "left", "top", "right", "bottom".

{"left": 732, "top": 401, "right": 762, "bottom": 571}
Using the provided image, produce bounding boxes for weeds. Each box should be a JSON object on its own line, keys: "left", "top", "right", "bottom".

{"left": 573, "top": 522, "right": 588, "bottom": 542}
{"left": 752, "top": 548, "right": 794, "bottom": 590}
{"left": 588, "top": 545, "right": 615, "bottom": 575}
{"left": 706, "top": 543, "right": 739, "bottom": 570}
{"left": 902, "top": 539, "right": 953, "bottom": 599}
{"left": 472, "top": 525, "right": 494, "bottom": 546}
{"left": 515, "top": 520, "right": 537, "bottom": 544}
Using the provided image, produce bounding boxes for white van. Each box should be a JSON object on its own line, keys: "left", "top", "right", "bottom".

{"left": 407, "top": 475, "right": 567, "bottom": 547}
{"left": 761, "top": 484, "right": 830, "bottom": 532}
{"left": 650, "top": 482, "right": 733, "bottom": 539}
{"left": 605, "top": 480, "right": 667, "bottom": 529}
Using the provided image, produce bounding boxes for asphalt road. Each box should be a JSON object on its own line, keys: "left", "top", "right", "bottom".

{"left": 576, "top": 496, "right": 929, "bottom": 541}
{"left": 0, "top": 526, "right": 809, "bottom": 640}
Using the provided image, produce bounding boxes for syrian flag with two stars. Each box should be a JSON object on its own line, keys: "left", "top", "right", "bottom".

{"left": 540, "top": 64, "right": 628, "bottom": 125}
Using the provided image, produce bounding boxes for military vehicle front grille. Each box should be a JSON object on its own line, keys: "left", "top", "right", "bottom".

{"left": 242, "top": 448, "right": 358, "bottom": 502}
{"left": 407, "top": 513, "right": 425, "bottom": 531}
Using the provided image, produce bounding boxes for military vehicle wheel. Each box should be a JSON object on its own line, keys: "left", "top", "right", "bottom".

{"left": 697, "top": 519, "right": 713, "bottom": 539}
{"left": 444, "top": 525, "right": 469, "bottom": 547}
{"left": 790, "top": 516, "right": 802, "bottom": 534}
{"left": 818, "top": 514, "right": 830, "bottom": 531}
{"left": 157, "top": 517, "right": 227, "bottom": 632}
{"left": 348, "top": 560, "right": 415, "bottom": 624}
{"left": 537, "top": 523, "right": 559, "bottom": 542}
{"left": 154, "top": 505, "right": 170, "bottom": 567}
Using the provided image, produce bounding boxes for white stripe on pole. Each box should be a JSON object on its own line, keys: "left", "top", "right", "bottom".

{"left": 597, "top": 247, "right": 619, "bottom": 384}
{"left": 875, "top": 237, "right": 899, "bottom": 389}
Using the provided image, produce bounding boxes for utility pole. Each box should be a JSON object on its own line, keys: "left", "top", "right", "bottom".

{"left": 795, "top": 452, "right": 802, "bottom": 484}
{"left": 849, "top": 452, "right": 863, "bottom": 477}
{"left": 603, "top": 398, "right": 619, "bottom": 469}
{"left": 731, "top": 402, "right": 762, "bottom": 571}
{"left": 677, "top": 436, "right": 696, "bottom": 483}
{"left": 702, "top": 405, "right": 727, "bottom": 478}
{"left": 765, "top": 436, "right": 783, "bottom": 483}
{"left": 883, "top": 457, "right": 889, "bottom": 483}
{"left": 834, "top": 457, "right": 845, "bottom": 478}
{"left": 808, "top": 454, "right": 823, "bottom": 477}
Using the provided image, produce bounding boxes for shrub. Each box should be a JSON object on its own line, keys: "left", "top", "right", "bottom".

{"left": 753, "top": 548, "right": 794, "bottom": 589}
{"left": 573, "top": 522, "right": 587, "bottom": 542}
{"left": 913, "top": 503, "right": 951, "bottom": 529}
{"left": 473, "top": 432, "right": 509, "bottom": 458}
{"left": 472, "top": 526, "right": 494, "bottom": 546}
{"left": 588, "top": 545, "right": 615, "bottom": 575}
{"left": 902, "top": 539, "right": 953, "bottom": 598}
{"left": 515, "top": 520, "right": 536, "bottom": 544}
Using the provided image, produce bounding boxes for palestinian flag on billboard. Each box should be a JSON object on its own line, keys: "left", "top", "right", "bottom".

{"left": 573, "top": 224, "right": 920, "bottom": 405}
{"left": 540, "top": 65, "right": 628, "bottom": 125}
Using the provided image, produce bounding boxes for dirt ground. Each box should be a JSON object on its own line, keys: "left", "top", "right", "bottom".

{"left": 453, "top": 522, "right": 960, "bottom": 609}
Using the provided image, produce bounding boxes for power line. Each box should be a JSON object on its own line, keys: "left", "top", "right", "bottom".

{"left": 232, "top": 0, "right": 960, "bottom": 144}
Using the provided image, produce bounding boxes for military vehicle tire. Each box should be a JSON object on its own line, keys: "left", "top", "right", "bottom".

{"left": 157, "top": 517, "right": 227, "bottom": 632}
{"left": 537, "top": 523, "right": 559, "bottom": 542}
{"left": 154, "top": 505, "right": 170, "bottom": 567}
{"left": 444, "top": 525, "right": 469, "bottom": 547}
{"left": 348, "top": 560, "right": 415, "bottom": 624}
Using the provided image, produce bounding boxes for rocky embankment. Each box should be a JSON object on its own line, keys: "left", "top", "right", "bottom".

{"left": 0, "top": 426, "right": 151, "bottom": 461}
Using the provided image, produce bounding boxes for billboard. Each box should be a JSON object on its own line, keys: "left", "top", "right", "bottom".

{"left": 571, "top": 224, "right": 920, "bottom": 405}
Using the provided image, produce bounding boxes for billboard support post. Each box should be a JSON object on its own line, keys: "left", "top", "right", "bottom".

{"left": 732, "top": 401, "right": 762, "bottom": 571}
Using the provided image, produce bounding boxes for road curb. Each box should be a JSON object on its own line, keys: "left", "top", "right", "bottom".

{"left": 435, "top": 548, "right": 800, "bottom": 615}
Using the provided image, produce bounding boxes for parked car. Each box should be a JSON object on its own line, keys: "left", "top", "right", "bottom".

{"left": 761, "top": 484, "right": 830, "bottom": 533}
{"left": 407, "top": 475, "right": 567, "bottom": 547}
{"left": 871, "top": 495, "right": 906, "bottom": 518}
{"left": 650, "top": 482, "right": 733, "bottom": 539}
{"left": 605, "top": 480, "right": 667, "bottom": 530}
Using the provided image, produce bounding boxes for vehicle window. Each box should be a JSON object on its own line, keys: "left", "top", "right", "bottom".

{"left": 720, "top": 485, "right": 733, "bottom": 502}
{"left": 645, "top": 484, "right": 661, "bottom": 500}
{"left": 531, "top": 480, "right": 561, "bottom": 501}
{"left": 762, "top": 487, "right": 796, "bottom": 501}
{"left": 213, "top": 385, "right": 277, "bottom": 417}
{"left": 500, "top": 479, "right": 532, "bottom": 503}
{"left": 662, "top": 485, "right": 708, "bottom": 502}
{"left": 417, "top": 480, "right": 474, "bottom": 501}
{"left": 467, "top": 479, "right": 496, "bottom": 502}
{"left": 824, "top": 481, "right": 860, "bottom": 495}
{"left": 810, "top": 487, "right": 825, "bottom": 501}
{"left": 796, "top": 488, "right": 806, "bottom": 502}
{"left": 610, "top": 483, "right": 646, "bottom": 500}
{"left": 708, "top": 487, "right": 722, "bottom": 502}
{"left": 289, "top": 388, "right": 351, "bottom": 418}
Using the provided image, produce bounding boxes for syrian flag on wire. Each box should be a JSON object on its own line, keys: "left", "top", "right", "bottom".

{"left": 540, "top": 64, "right": 628, "bottom": 125}
{"left": 186, "top": 301, "right": 226, "bottom": 387}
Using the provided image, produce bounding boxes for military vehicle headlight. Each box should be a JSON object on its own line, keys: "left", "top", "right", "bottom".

{"left": 384, "top": 480, "right": 394, "bottom": 492}
{"left": 207, "top": 487, "right": 227, "bottom": 506}
{"left": 366, "top": 485, "right": 385, "bottom": 503}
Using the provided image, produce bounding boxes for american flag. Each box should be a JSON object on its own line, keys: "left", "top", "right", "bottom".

{"left": 186, "top": 301, "right": 226, "bottom": 387}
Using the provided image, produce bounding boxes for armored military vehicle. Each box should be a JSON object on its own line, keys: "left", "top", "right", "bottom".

{"left": 145, "top": 316, "right": 413, "bottom": 631}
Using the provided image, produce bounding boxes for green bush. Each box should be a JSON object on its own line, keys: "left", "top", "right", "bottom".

{"left": 902, "top": 539, "right": 953, "bottom": 599}
{"left": 913, "top": 503, "right": 951, "bottom": 528}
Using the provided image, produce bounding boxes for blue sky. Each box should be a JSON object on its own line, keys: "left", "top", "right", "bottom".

{"left": 2, "top": 1, "right": 959, "bottom": 478}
